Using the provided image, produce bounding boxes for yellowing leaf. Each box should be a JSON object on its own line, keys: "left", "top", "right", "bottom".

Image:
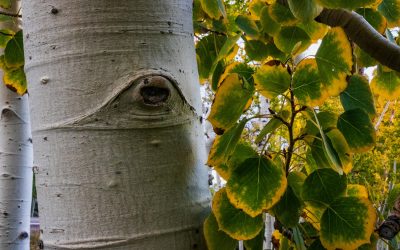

{"left": 212, "top": 188, "right": 264, "bottom": 240}
{"left": 269, "top": 2, "right": 298, "bottom": 26}
{"left": 200, "top": 0, "right": 225, "bottom": 19}
{"left": 371, "top": 67, "right": 400, "bottom": 100}
{"left": 260, "top": 6, "right": 281, "bottom": 36}
{"left": 292, "top": 59, "right": 328, "bottom": 107}
{"left": 4, "top": 66, "right": 27, "bottom": 95}
{"left": 208, "top": 73, "right": 254, "bottom": 130}
{"left": 378, "top": 0, "right": 400, "bottom": 27}
{"left": 204, "top": 213, "right": 237, "bottom": 250}
{"left": 347, "top": 184, "right": 369, "bottom": 198}
{"left": 226, "top": 156, "right": 287, "bottom": 217}
{"left": 4, "top": 30, "right": 24, "bottom": 68}
{"left": 274, "top": 26, "right": 311, "bottom": 55}
{"left": 320, "top": 197, "right": 376, "bottom": 250}
{"left": 0, "top": 0, "right": 11, "bottom": 9}
{"left": 356, "top": 8, "right": 387, "bottom": 34}
{"left": 254, "top": 62, "right": 290, "bottom": 98}
{"left": 288, "top": 0, "right": 322, "bottom": 22}
{"left": 316, "top": 0, "right": 378, "bottom": 9}
{"left": 316, "top": 28, "right": 352, "bottom": 97}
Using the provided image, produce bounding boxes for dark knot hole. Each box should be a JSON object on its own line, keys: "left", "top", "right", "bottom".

{"left": 140, "top": 86, "right": 170, "bottom": 105}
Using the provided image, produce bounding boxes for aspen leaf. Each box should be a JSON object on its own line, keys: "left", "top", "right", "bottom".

{"left": 254, "top": 62, "right": 290, "bottom": 98}
{"left": 371, "top": 67, "right": 400, "bottom": 100}
{"left": 4, "top": 66, "right": 27, "bottom": 95}
{"left": 226, "top": 156, "right": 287, "bottom": 217}
{"left": 378, "top": 0, "right": 400, "bottom": 27}
{"left": 270, "top": 186, "right": 302, "bottom": 227}
{"left": 356, "top": 8, "right": 387, "bottom": 34}
{"left": 269, "top": 2, "right": 298, "bottom": 26}
{"left": 235, "top": 15, "right": 260, "bottom": 38}
{"left": 292, "top": 59, "right": 327, "bottom": 107}
{"left": 260, "top": 6, "right": 281, "bottom": 36}
{"left": 212, "top": 188, "right": 264, "bottom": 240}
{"left": 204, "top": 213, "right": 237, "bottom": 250}
{"left": 287, "top": 0, "right": 322, "bottom": 22}
{"left": 316, "top": 0, "right": 378, "bottom": 9}
{"left": 208, "top": 73, "right": 254, "bottom": 130}
{"left": 275, "top": 26, "right": 311, "bottom": 55}
{"left": 316, "top": 28, "right": 352, "bottom": 97}
{"left": 340, "top": 75, "right": 376, "bottom": 118}
{"left": 4, "top": 30, "right": 24, "bottom": 68}
{"left": 0, "top": 29, "right": 14, "bottom": 48}
{"left": 0, "top": 0, "right": 11, "bottom": 9}
{"left": 200, "top": 0, "right": 225, "bottom": 19}
{"left": 347, "top": 184, "right": 369, "bottom": 198}
{"left": 337, "top": 109, "right": 376, "bottom": 153}
{"left": 320, "top": 197, "right": 376, "bottom": 250}
{"left": 302, "top": 169, "right": 347, "bottom": 208}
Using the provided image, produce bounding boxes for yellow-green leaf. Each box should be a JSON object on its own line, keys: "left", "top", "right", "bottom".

{"left": 212, "top": 188, "right": 264, "bottom": 240}
{"left": 235, "top": 15, "right": 260, "bottom": 38}
{"left": 226, "top": 156, "right": 287, "bottom": 217}
{"left": 297, "top": 21, "right": 328, "bottom": 42}
{"left": 292, "top": 59, "right": 327, "bottom": 107}
{"left": 347, "top": 184, "right": 369, "bottom": 198}
{"left": 4, "top": 66, "right": 27, "bottom": 95}
{"left": 244, "top": 227, "right": 265, "bottom": 250}
{"left": 204, "top": 213, "right": 237, "bottom": 250}
{"left": 200, "top": 0, "right": 225, "bottom": 19}
{"left": 316, "top": 0, "right": 377, "bottom": 9}
{"left": 275, "top": 26, "right": 311, "bottom": 55}
{"left": 320, "top": 197, "right": 376, "bottom": 250}
{"left": 208, "top": 73, "right": 254, "bottom": 130}
{"left": 337, "top": 109, "right": 376, "bottom": 153}
{"left": 260, "top": 6, "right": 281, "bottom": 36}
{"left": 340, "top": 75, "right": 377, "bottom": 118}
{"left": 302, "top": 169, "right": 347, "bottom": 208}
{"left": 245, "top": 40, "right": 270, "bottom": 61}
{"left": 0, "top": 29, "right": 14, "bottom": 48}
{"left": 0, "top": 0, "right": 11, "bottom": 9}
{"left": 371, "top": 67, "right": 400, "bottom": 100}
{"left": 288, "top": 0, "right": 322, "bottom": 22}
{"left": 254, "top": 62, "right": 290, "bottom": 98}
{"left": 316, "top": 28, "right": 352, "bottom": 97}
{"left": 269, "top": 2, "right": 298, "bottom": 26}
{"left": 356, "top": 8, "right": 387, "bottom": 34}
{"left": 271, "top": 186, "right": 303, "bottom": 227}
{"left": 378, "top": 0, "right": 400, "bottom": 27}
{"left": 4, "top": 30, "right": 24, "bottom": 68}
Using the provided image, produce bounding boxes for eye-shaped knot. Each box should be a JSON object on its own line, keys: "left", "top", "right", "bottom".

{"left": 139, "top": 76, "right": 171, "bottom": 106}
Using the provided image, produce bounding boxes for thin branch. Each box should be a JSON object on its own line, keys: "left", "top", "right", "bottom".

{"left": 278, "top": 0, "right": 400, "bottom": 72}
{"left": 0, "top": 10, "right": 21, "bottom": 18}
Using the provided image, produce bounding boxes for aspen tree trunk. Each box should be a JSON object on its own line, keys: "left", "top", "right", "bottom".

{"left": 0, "top": 1, "right": 33, "bottom": 249}
{"left": 22, "top": 1, "right": 210, "bottom": 249}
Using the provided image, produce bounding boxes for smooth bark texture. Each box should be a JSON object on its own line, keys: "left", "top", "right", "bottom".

{"left": 0, "top": 2, "right": 33, "bottom": 249}
{"left": 23, "top": 1, "right": 210, "bottom": 249}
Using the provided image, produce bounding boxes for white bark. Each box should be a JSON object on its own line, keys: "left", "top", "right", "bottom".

{"left": 0, "top": 2, "right": 33, "bottom": 249}
{"left": 22, "top": 0, "right": 210, "bottom": 249}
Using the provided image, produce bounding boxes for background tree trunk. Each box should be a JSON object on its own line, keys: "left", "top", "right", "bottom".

{"left": 22, "top": 0, "right": 210, "bottom": 249}
{"left": 0, "top": 0, "right": 33, "bottom": 249}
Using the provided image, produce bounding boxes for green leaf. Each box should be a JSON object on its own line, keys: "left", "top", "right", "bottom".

{"left": 208, "top": 73, "right": 254, "bottom": 130}
{"left": 207, "top": 119, "right": 248, "bottom": 176}
{"left": 196, "top": 34, "right": 227, "bottom": 81}
{"left": 210, "top": 34, "right": 241, "bottom": 78}
{"left": 254, "top": 62, "right": 290, "bottom": 98}
{"left": 4, "top": 30, "right": 24, "bottom": 68}
{"left": 355, "top": 45, "right": 377, "bottom": 68}
{"left": 347, "top": 184, "right": 369, "bottom": 198}
{"left": 260, "top": 6, "right": 281, "bottom": 36}
{"left": 356, "top": 8, "right": 387, "bottom": 34}
{"left": 249, "top": 0, "right": 267, "bottom": 18}
{"left": 302, "top": 169, "right": 347, "bottom": 208}
{"left": 269, "top": 2, "right": 298, "bottom": 26}
{"left": 245, "top": 40, "right": 270, "bottom": 61}
{"left": 297, "top": 21, "right": 328, "bottom": 42}
{"left": 288, "top": 171, "right": 306, "bottom": 199}
{"left": 288, "top": 0, "right": 322, "bottom": 22}
{"left": 212, "top": 188, "right": 264, "bottom": 240}
{"left": 204, "top": 213, "right": 237, "bottom": 250}
{"left": 337, "top": 109, "right": 376, "bottom": 153}
{"left": 235, "top": 15, "right": 260, "bottom": 38}
{"left": 378, "top": 0, "right": 400, "bottom": 27}
{"left": 0, "top": 29, "right": 14, "bottom": 48}
{"left": 292, "top": 59, "right": 327, "bottom": 107}
{"left": 274, "top": 26, "right": 311, "bottom": 54}
{"left": 0, "top": 0, "right": 11, "bottom": 9}
{"left": 308, "top": 239, "right": 326, "bottom": 250}
{"left": 303, "top": 111, "right": 338, "bottom": 142}
{"left": 271, "top": 186, "right": 303, "bottom": 227}
{"left": 316, "top": 0, "right": 377, "bottom": 9}
{"left": 371, "top": 67, "right": 400, "bottom": 100}
{"left": 320, "top": 197, "right": 376, "bottom": 250}
{"left": 226, "top": 156, "right": 287, "bottom": 217}
{"left": 200, "top": 0, "right": 224, "bottom": 19}
{"left": 255, "top": 110, "right": 290, "bottom": 144}
{"left": 244, "top": 227, "right": 265, "bottom": 250}
{"left": 293, "top": 227, "right": 307, "bottom": 250}
{"left": 216, "top": 142, "right": 258, "bottom": 181}
{"left": 3, "top": 66, "right": 27, "bottom": 95}
{"left": 316, "top": 28, "right": 352, "bottom": 97}
{"left": 340, "top": 75, "right": 376, "bottom": 118}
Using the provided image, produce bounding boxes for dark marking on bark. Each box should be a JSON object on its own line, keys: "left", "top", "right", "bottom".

{"left": 43, "top": 137, "right": 47, "bottom": 141}
{"left": 50, "top": 7, "right": 58, "bottom": 15}
{"left": 18, "top": 232, "right": 28, "bottom": 240}
{"left": 140, "top": 86, "right": 170, "bottom": 105}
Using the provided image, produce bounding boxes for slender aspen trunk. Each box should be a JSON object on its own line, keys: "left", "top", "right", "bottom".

{"left": 22, "top": 1, "right": 210, "bottom": 249}
{"left": 0, "top": 1, "right": 33, "bottom": 249}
